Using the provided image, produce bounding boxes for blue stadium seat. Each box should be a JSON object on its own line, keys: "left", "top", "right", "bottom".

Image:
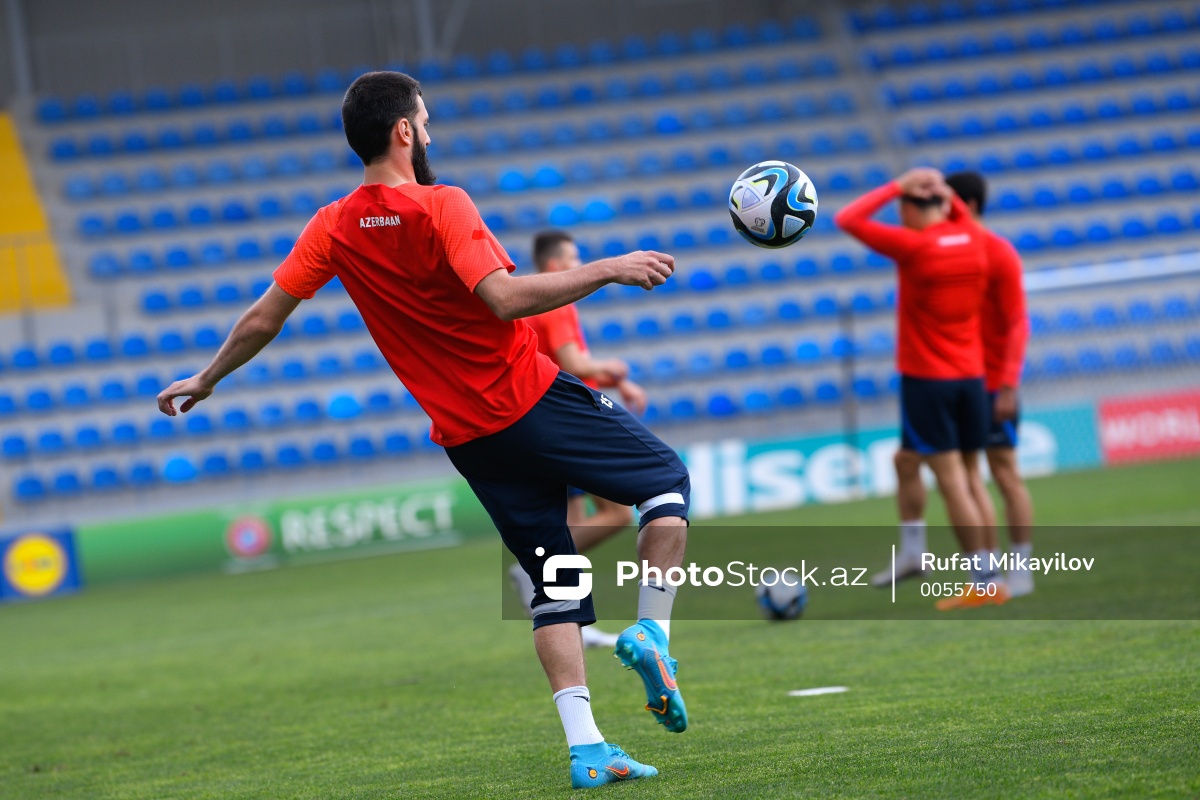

{"left": 128, "top": 461, "right": 158, "bottom": 488}
{"left": 14, "top": 474, "right": 47, "bottom": 502}
{"left": 743, "top": 389, "right": 773, "bottom": 414}
{"left": 110, "top": 420, "right": 138, "bottom": 447}
{"left": 53, "top": 469, "right": 83, "bottom": 496}
{"left": 92, "top": 465, "right": 122, "bottom": 492}
{"left": 2, "top": 435, "right": 28, "bottom": 459}
{"left": 148, "top": 418, "right": 177, "bottom": 441}
{"left": 383, "top": 431, "right": 412, "bottom": 456}
{"left": 240, "top": 447, "right": 267, "bottom": 473}
{"left": 349, "top": 437, "right": 376, "bottom": 460}
{"left": 163, "top": 455, "right": 199, "bottom": 483}
{"left": 312, "top": 440, "right": 339, "bottom": 464}
{"left": 62, "top": 383, "right": 90, "bottom": 407}
{"left": 814, "top": 380, "right": 843, "bottom": 403}
{"left": 1112, "top": 344, "right": 1142, "bottom": 370}
{"left": 276, "top": 443, "right": 306, "bottom": 470}
{"left": 26, "top": 387, "right": 54, "bottom": 412}
{"left": 201, "top": 452, "right": 232, "bottom": 479}
{"left": 707, "top": 392, "right": 739, "bottom": 417}
{"left": 11, "top": 345, "right": 37, "bottom": 370}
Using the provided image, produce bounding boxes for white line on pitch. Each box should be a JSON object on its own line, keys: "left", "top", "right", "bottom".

{"left": 788, "top": 686, "right": 849, "bottom": 697}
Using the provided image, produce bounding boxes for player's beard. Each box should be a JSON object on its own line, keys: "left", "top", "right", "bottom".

{"left": 412, "top": 137, "right": 437, "bottom": 186}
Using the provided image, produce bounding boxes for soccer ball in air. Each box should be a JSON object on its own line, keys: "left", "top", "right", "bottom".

{"left": 728, "top": 160, "right": 818, "bottom": 248}
{"left": 756, "top": 579, "right": 808, "bottom": 621}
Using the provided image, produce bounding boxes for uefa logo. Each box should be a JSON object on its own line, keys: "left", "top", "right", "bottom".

{"left": 225, "top": 516, "right": 273, "bottom": 560}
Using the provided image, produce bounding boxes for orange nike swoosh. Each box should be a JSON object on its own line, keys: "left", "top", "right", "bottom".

{"left": 652, "top": 647, "right": 677, "bottom": 690}
{"left": 606, "top": 765, "right": 630, "bottom": 779}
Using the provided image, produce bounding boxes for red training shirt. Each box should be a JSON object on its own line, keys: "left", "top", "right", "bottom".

{"left": 979, "top": 229, "right": 1029, "bottom": 392}
{"left": 273, "top": 182, "right": 559, "bottom": 447}
{"left": 834, "top": 182, "right": 989, "bottom": 380}
{"left": 525, "top": 304, "right": 600, "bottom": 389}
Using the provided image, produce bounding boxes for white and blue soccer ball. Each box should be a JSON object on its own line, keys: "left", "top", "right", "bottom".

{"left": 728, "top": 160, "right": 818, "bottom": 249}
{"left": 756, "top": 579, "right": 808, "bottom": 621}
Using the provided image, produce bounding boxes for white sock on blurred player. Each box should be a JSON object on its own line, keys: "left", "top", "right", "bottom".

{"left": 1008, "top": 542, "right": 1035, "bottom": 597}
{"left": 638, "top": 580, "right": 676, "bottom": 640}
{"left": 969, "top": 549, "right": 1000, "bottom": 584}
{"left": 900, "top": 519, "right": 927, "bottom": 559}
{"left": 509, "top": 562, "right": 536, "bottom": 612}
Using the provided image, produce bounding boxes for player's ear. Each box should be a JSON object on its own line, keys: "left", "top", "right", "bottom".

{"left": 395, "top": 116, "right": 412, "bottom": 147}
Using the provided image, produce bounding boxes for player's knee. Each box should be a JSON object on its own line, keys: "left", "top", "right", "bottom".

{"left": 894, "top": 448, "right": 921, "bottom": 477}
{"left": 636, "top": 464, "right": 690, "bottom": 528}
{"left": 990, "top": 456, "right": 1023, "bottom": 493}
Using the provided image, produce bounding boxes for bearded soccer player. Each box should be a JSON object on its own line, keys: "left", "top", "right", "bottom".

{"left": 157, "top": 72, "right": 688, "bottom": 790}
{"left": 835, "top": 167, "right": 1010, "bottom": 609}
{"left": 880, "top": 172, "right": 1035, "bottom": 597}
{"left": 508, "top": 230, "right": 651, "bottom": 649}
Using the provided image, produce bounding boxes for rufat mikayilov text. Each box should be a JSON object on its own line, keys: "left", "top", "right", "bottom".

{"left": 922, "top": 553, "right": 1096, "bottom": 573}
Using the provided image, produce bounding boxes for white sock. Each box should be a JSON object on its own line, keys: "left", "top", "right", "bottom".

{"left": 900, "top": 519, "right": 926, "bottom": 558}
{"left": 638, "top": 580, "right": 677, "bottom": 640}
{"left": 510, "top": 563, "right": 535, "bottom": 615}
{"left": 968, "top": 549, "right": 997, "bottom": 583}
{"left": 553, "top": 685, "right": 604, "bottom": 747}
{"left": 1012, "top": 542, "right": 1033, "bottom": 570}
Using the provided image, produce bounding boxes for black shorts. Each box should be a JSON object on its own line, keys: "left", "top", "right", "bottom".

{"left": 900, "top": 375, "right": 988, "bottom": 454}
{"left": 985, "top": 391, "right": 1020, "bottom": 449}
{"left": 445, "top": 373, "right": 690, "bottom": 629}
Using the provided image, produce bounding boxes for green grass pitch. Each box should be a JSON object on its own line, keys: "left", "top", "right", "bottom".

{"left": 1, "top": 458, "right": 1197, "bottom": 799}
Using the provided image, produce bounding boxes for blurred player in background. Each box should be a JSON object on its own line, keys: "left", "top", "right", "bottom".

{"left": 509, "top": 230, "right": 651, "bottom": 648}
{"left": 156, "top": 71, "right": 690, "bottom": 790}
{"left": 836, "top": 168, "right": 1010, "bottom": 609}
{"left": 893, "top": 172, "right": 1035, "bottom": 596}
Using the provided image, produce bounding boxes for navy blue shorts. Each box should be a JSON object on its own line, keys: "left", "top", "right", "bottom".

{"left": 445, "top": 373, "right": 690, "bottom": 629}
{"left": 900, "top": 375, "right": 988, "bottom": 454}
{"left": 985, "top": 391, "right": 1020, "bottom": 449}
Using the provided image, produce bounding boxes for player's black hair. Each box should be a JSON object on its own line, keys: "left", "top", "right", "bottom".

{"left": 342, "top": 71, "right": 423, "bottom": 166}
{"left": 532, "top": 230, "right": 575, "bottom": 271}
{"left": 899, "top": 194, "right": 945, "bottom": 210}
{"left": 945, "top": 171, "right": 988, "bottom": 216}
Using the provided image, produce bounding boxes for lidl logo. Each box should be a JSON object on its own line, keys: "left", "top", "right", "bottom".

{"left": 0, "top": 530, "right": 81, "bottom": 601}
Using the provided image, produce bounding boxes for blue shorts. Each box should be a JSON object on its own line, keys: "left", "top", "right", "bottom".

{"left": 900, "top": 375, "right": 988, "bottom": 454}
{"left": 985, "top": 391, "right": 1020, "bottom": 449}
{"left": 566, "top": 486, "right": 586, "bottom": 499}
{"left": 445, "top": 373, "right": 690, "bottom": 629}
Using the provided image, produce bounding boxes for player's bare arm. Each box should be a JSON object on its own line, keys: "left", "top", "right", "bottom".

{"left": 617, "top": 379, "right": 648, "bottom": 415}
{"left": 474, "top": 250, "right": 675, "bottom": 321}
{"left": 553, "top": 342, "right": 628, "bottom": 386}
{"left": 156, "top": 282, "right": 301, "bottom": 415}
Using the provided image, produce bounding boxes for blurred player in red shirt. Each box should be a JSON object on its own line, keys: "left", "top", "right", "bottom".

{"left": 510, "top": 231, "right": 650, "bottom": 648}
{"left": 836, "top": 168, "right": 1009, "bottom": 609}
{"left": 157, "top": 71, "right": 688, "bottom": 789}
{"left": 885, "top": 172, "right": 1035, "bottom": 597}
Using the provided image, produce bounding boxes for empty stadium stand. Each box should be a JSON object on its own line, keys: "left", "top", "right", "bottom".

{"left": 3, "top": 0, "right": 1199, "bottom": 519}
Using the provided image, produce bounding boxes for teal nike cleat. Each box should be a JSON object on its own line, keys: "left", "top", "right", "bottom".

{"left": 569, "top": 742, "right": 658, "bottom": 789}
{"left": 614, "top": 620, "right": 687, "bottom": 732}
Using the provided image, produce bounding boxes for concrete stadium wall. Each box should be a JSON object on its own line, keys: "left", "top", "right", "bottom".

{"left": 11, "top": 0, "right": 797, "bottom": 100}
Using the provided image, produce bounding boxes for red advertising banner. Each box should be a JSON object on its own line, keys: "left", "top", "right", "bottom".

{"left": 1099, "top": 389, "right": 1200, "bottom": 464}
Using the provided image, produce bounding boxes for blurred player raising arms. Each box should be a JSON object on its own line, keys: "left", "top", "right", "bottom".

{"left": 510, "top": 230, "right": 651, "bottom": 648}
{"left": 156, "top": 72, "right": 691, "bottom": 790}
{"left": 882, "top": 172, "right": 1035, "bottom": 597}
{"left": 836, "top": 168, "right": 1010, "bottom": 609}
